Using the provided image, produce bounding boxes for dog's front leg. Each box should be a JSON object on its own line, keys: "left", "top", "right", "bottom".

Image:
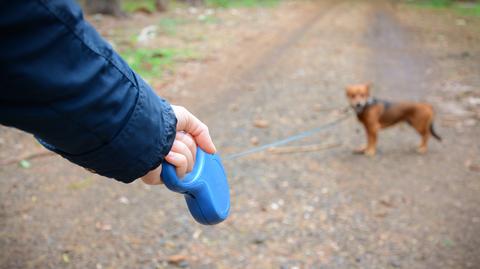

{"left": 353, "top": 124, "right": 378, "bottom": 156}
{"left": 364, "top": 125, "right": 379, "bottom": 156}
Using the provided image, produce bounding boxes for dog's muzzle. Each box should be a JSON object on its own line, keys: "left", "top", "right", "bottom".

{"left": 352, "top": 103, "right": 365, "bottom": 114}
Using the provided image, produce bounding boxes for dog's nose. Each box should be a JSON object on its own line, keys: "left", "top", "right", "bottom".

{"left": 355, "top": 103, "right": 362, "bottom": 108}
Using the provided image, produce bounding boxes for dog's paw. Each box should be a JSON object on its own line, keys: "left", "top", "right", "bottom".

{"left": 353, "top": 147, "right": 366, "bottom": 155}
{"left": 417, "top": 146, "right": 427, "bottom": 154}
{"left": 364, "top": 148, "right": 376, "bottom": 156}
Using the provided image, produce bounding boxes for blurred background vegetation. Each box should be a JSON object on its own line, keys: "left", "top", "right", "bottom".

{"left": 79, "top": 0, "right": 280, "bottom": 17}
{"left": 77, "top": 0, "right": 282, "bottom": 80}
{"left": 410, "top": 0, "right": 480, "bottom": 16}
{"left": 77, "top": 0, "right": 480, "bottom": 18}
{"left": 76, "top": 0, "right": 479, "bottom": 81}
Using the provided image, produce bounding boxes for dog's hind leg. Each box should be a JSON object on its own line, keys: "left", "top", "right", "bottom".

{"left": 417, "top": 131, "right": 429, "bottom": 154}
{"left": 411, "top": 115, "right": 431, "bottom": 154}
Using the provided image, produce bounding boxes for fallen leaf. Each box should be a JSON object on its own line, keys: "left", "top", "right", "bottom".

{"left": 253, "top": 119, "right": 269, "bottom": 128}
{"left": 19, "top": 160, "right": 31, "bottom": 169}
{"left": 95, "top": 222, "right": 112, "bottom": 231}
{"left": 468, "top": 163, "right": 480, "bottom": 173}
{"left": 374, "top": 211, "right": 388, "bottom": 218}
{"left": 379, "top": 198, "right": 394, "bottom": 208}
{"left": 62, "top": 253, "right": 70, "bottom": 264}
{"left": 167, "top": 254, "right": 188, "bottom": 265}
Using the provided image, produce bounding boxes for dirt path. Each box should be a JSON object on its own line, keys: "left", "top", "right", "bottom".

{"left": 1, "top": 1, "right": 479, "bottom": 268}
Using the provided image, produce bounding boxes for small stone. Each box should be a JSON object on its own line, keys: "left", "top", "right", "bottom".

{"left": 95, "top": 222, "right": 112, "bottom": 231}
{"left": 192, "top": 229, "right": 202, "bottom": 239}
{"left": 390, "top": 259, "right": 401, "bottom": 268}
{"left": 467, "top": 97, "right": 480, "bottom": 106}
{"left": 467, "top": 163, "right": 480, "bottom": 173}
{"left": 229, "top": 104, "right": 239, "bottom": 112}
{"left": 252, "top": 234, "right": 267, "bottom": 245}
{"left": 178, "top": 260, "right": 189, "bottom": 268}
{"left": 461, "top": 51, "right": 471, "bottom": 58}
{"left": 464, "top": 119, "right": 476, "bottom": 127}
{"left": 188, "top": 7, "right": 198, "bottom": 14}
{"left": 250, "top": 136, "right": 260, "bottom": 145}
{"left": 119, "top": 196, "right": 130, "bottom": 205}
{"left": 456, "top": 18, "right": 466, "bottom": 26}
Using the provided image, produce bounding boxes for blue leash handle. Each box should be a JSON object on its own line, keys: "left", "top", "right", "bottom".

{"left": 161, "top": 148, "right": 230, "bottom": 225}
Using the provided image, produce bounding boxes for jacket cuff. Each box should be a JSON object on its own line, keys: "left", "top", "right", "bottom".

{"left": 39, "top": 80, "right": 177, "bottom": 183}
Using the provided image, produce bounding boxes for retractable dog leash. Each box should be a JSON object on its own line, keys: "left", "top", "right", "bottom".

{"left": 161, "top": 149, "right": 229, "bottom": 225}
{"left": 161, "top": 111, "right": 350, "bottom": 225}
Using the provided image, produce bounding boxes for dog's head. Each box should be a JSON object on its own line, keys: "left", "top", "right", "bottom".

{"left": 345, "top": 83, "right": 371, "bottom": 113}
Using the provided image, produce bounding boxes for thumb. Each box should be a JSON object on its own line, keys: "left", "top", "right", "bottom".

{"left": 172, "top": 105, "right": 217, "bottom": 154}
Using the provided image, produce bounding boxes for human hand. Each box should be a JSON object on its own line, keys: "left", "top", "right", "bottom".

{"left": 141, "top": 105, "right": 216, "bottom": 185}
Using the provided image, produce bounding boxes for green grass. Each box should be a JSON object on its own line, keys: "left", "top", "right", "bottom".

{"left": 122, "top": 0, "right": 280, "bottom": 12}
{"left": 408, "top": 0, "right": 480, "bottom": 16}
{"left": 206, "top": 0, "right": 279, "bottom": 8}
{"left": 120, "top": 47, "right": 200, "bottom": 79}
{"left": 412, "top": 0, "right": 453, "bottom": 7}
{"left": 122, "top": 0, "right": 156, "bottom": 13}
{"left": 158, "top": 17, "right": 190, "bottom": 35}
{"left": 455, "top": 3, "right": 480, "bottom": 16}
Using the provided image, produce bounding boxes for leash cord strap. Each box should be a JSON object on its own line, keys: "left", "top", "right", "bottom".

{"left": 224, "top": 113, "right": 350, "bottom": 161}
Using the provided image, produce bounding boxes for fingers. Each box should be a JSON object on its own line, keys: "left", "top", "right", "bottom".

{"left": 172, "top": 105, "right": 217, "bottom": 154}
{"left": 170, "top": 139, "right": 194, "bottom": 173}
{"left": 142, "top": 134, "right": 195, "bottom": 184}
{"left": 176, "top": 132, "right": 196, "bottom": 165}
{"left": 163, "top": 105, "right": 216, "bottom": 180}
{"left": 165, "top": 151, "right": 188, "bottom": 178}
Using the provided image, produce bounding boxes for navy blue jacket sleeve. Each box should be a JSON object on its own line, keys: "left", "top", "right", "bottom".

{"left": 0, "top": 0, "right": 177, "bottom": 183}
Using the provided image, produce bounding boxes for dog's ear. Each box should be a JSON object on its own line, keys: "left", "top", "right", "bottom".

{"left": 365, "top": 82, "right": 373, "bottom": 95}
{"left": 366, "top": 82, "right": 373, "bottom": 90}
{"left": 345, "top": 86, "right": 352, "bottom": 95}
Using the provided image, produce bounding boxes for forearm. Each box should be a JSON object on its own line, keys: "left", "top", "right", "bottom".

{"left": 0, "top": 0, "right": 176, "bottom": 183}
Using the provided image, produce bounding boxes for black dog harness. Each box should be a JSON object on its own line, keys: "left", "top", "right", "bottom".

{"left": 356, "top": 98, "right": 393, "bottom": 115}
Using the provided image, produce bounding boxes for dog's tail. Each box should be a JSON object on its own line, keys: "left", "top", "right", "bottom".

{"left": 430, "top": 123, "right": 442, "bottom": 141}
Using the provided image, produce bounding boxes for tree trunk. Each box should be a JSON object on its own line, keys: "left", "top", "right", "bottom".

{"left": 178, "top": 0, "right": 204, "bottom": 6}
{"left": 83, "top": 0, "right": 126, "bottom": 17}
{"left": 155, "top": 0, "right": 168, "bottom": 12}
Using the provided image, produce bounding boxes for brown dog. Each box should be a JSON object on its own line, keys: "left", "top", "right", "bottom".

{"left": 346, "top": 83, "right": 441, "bottom": 156}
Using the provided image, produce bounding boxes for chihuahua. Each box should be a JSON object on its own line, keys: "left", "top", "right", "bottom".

{"left": 346, "top": 83, "right": 441, "bottom": 156}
